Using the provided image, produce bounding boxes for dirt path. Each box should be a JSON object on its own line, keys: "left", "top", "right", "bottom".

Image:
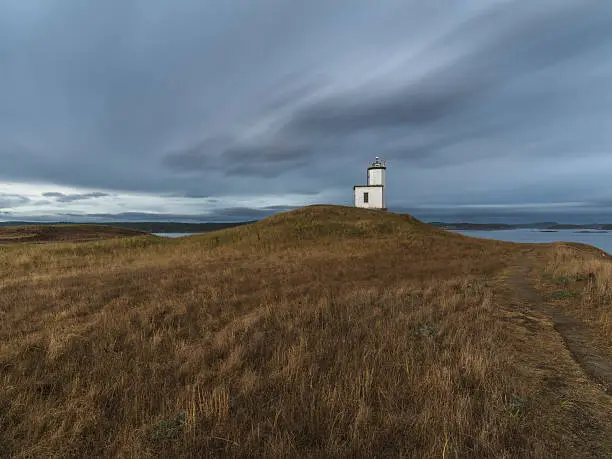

{"left": 509, "top": 250, "right": 612, "bottom": 395}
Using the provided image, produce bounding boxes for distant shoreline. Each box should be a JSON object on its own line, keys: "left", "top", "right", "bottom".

{"left": 2, "top": 219, "right": 612, "bottom": 233}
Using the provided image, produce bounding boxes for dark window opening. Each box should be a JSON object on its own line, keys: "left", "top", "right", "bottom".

{"left": 363, "top": 192, "right": 369, "bottom": 203}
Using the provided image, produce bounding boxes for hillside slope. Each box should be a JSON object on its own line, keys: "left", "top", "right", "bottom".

{"left": 0, "top": 205, "right": 610, "bottom": 458}
{"left": 0, "top": 224, "right": 146, "bottom": 244}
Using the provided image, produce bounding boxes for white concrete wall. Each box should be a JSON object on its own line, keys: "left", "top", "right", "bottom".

{"left": 354, "top": 186, "right": 384, "bottom": 209}
{"left": 367, "top": 168, "right": 385, "bottom": 186}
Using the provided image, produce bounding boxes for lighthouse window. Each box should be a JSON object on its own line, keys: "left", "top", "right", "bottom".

{"left": 363, "top": 192, "right": 369, "bottom": 203}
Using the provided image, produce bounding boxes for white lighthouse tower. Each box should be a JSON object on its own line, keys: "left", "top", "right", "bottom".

{"left": 354, "top": 157, "right": 387, "bottom": 210}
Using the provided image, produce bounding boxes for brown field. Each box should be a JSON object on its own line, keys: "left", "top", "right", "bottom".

{"left": 0, "top": 224, "right": 145, "bottom": 244}
{"left": 0, "top": 205, "right": 610, "bottom": 458}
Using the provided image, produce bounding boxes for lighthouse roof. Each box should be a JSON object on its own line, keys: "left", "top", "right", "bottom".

{"left": 368, "top": 157, "right": 386, "bottom": 170}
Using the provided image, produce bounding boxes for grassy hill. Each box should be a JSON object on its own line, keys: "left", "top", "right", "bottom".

{"left": 0, "top": 205, "right": 610, "bottom": 457}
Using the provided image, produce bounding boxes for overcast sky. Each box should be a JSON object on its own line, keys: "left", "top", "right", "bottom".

{"left": 1, "top": 0, "right": 612, "bottom": 223}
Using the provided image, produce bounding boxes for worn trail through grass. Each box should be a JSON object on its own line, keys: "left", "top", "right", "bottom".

{"left": 509, "top": 249, "right": 612, "bottom": 394}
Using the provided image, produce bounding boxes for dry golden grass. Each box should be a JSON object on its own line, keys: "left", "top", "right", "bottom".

{"left": 0, "top": 205, "right": 610, "bottom": 458}
{"left": 0, "top": 224, "right": 144, "bottom": 244}
{"left": 539, "top": 244, "right": 612, "bottom": 342}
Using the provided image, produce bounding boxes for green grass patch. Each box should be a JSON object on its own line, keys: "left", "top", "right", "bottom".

{"left": 550, "top": 290, "right": 581, "bottom": 300}
{"left": 552, "top": 274, "right": 587, "bottom": 285}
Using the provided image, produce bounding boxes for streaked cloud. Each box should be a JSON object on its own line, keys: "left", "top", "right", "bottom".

{"left": 42, "top": 191, "right": 111, "bottom": 202}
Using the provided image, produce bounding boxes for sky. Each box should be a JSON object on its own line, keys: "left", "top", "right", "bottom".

{"left": 1, "top": 0, "right": 612, "bottom": 223}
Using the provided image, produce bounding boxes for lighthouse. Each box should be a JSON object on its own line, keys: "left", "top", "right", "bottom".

{"left": 353, "top": 157, "right": 387, "bottom": 210}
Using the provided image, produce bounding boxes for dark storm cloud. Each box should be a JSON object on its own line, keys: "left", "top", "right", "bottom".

{"left": 280, "top": 2, "right": 612, "bottom": 155}
{"left": 162, "top": 137, "right": 231, "bottom": 172}
{"left": 223, "top": 144, "right": 311, "bottom": 178}
{"left": 177, "top": 192, "right": 215, "bottom": 199}
{"left": 158, "top": 1, "right": 612, "bottom": 191}
{"left": 42, "top": 191, "right": 111, "bottom": 202}
{"left": 164, "top": 141, "right": 311, "bottom": 178}
{"left": 2, "top": 1, "right": 612, "bottom": 219}
{"left": 223, "top": 145, "right": 310, "bottom": 165}
{"left": 68, "top": 205, "right": 296, "bottom": 222}
{"left": 214, "top": 205, "right": 297, "bottom": 219}
{"left": 0, "top": 212, "right": 223, "bottom": 223}
{"left": 0, "top": 194, "right": 30, "bottom": 208}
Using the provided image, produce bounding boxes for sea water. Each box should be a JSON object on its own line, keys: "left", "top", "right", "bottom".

{"left": 449, "top": 228, "right": 612, "bottom": 254}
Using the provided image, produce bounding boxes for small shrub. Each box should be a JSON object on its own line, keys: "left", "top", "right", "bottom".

{"left": 150, "top": 411, "right": 186, "bottom": 444}
{"left": 553, "top": 275, "right": 587, "bottom": 285}
{"left": 550, "top": 290, "right": 580, "bottom": 300}
{"left": 505, "top": 395, "right": 526, "bottom": 419}
{"left": 415, "top": 323, "right": 437, "bottom": 338}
